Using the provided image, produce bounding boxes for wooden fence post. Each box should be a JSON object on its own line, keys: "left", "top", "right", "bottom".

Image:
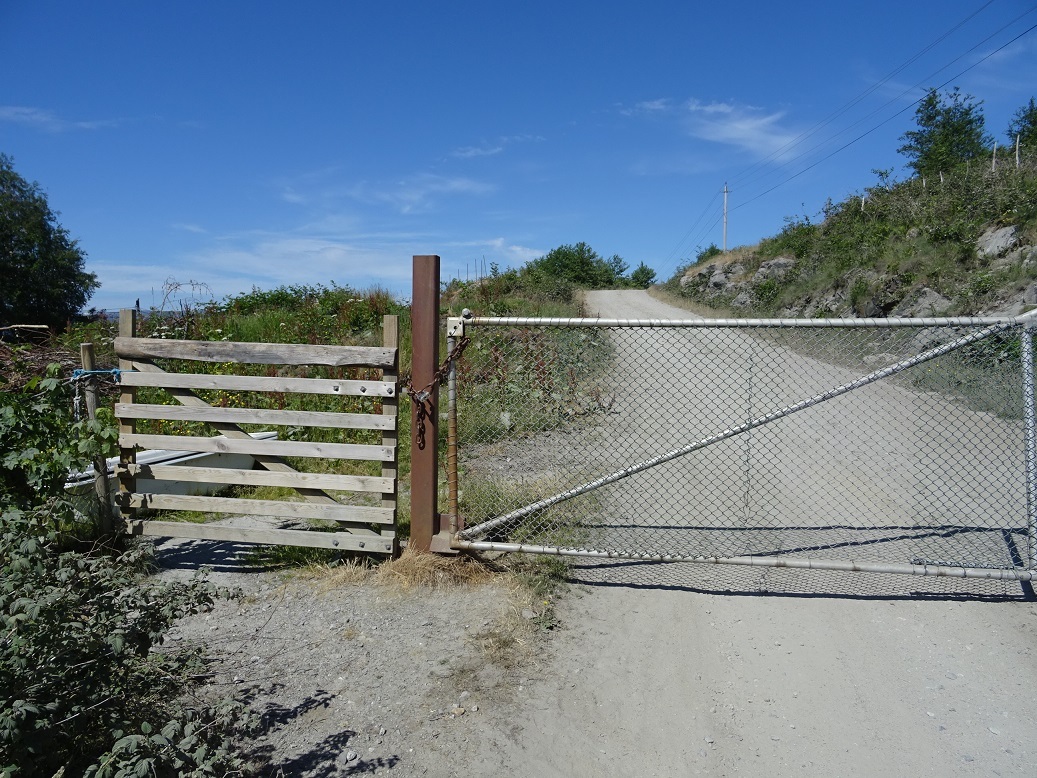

{"left": 118, "top": 309, "right": 137, "bottom": 528}
{"left": 382, "top": 314, "right": 400, "bottom": 557}
{"left": 79, "top": 343, "right": 114, "bottom": 535}
{"left": 410, "top": 255, "right": 442, "bottom": 552}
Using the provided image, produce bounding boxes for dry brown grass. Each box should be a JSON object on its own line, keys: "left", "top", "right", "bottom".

{"left": 307, "top": 548, "right": 563, "bottom": 671}
{"left": 309, "top": 548, "right": 554, "bottom": 669}
{"left": 647, "top": 285, "right": 728, "bottom": 318}
{"left": 314, "top": 547, "right": 498, "bottom": 591}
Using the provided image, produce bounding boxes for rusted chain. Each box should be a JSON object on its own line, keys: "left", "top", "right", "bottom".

{"left": 402, "top": 335, "right": 470, "bottom": 449}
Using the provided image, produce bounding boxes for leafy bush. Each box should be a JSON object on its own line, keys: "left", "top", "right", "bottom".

{"left": 523, "top": 243, "right": 628, "bottom": 289}
{"left": 630, "top": 262, "right": 657, "bottom": 288}
{"left": 1, "top": 365, "right": 117, "bottom": 517}
{"left": 0, "top": 368, "right": 250, "bottom": 776}
{"left": 696, "top": 243, "right": 723, "bottom": 264}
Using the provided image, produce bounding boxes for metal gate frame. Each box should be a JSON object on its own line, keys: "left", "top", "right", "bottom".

{"left": 447, "top": 310, "right": 1037, "bottom": 582}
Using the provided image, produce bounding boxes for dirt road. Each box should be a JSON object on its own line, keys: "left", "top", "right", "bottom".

{"left": 453, "top": 290, "right": 1037, "bottom": 777}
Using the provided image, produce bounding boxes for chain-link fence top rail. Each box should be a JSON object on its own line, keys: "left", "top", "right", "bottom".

{"left": 452, "top": 316, "right": 1036, "bottom": 582}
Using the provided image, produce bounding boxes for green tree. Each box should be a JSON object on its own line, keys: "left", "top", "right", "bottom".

{"left": 696, "top": 243, "right": 723, "bottom": 264}
{"left": 0, "top": 154, "right": 98, "bottom": 330}
{"left": 525, "top": 242, "right": 628, "bottom": 288}
{"left": 1006, "top": 97, "right": 1037, "bottom": 149}
{"left": 897, "top": 87, "right": 991, "bottom": 178}
{"left": 630, "top": 262, "right": 656, "bottom": 288}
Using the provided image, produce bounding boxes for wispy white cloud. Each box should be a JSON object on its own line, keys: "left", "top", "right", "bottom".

{"left": 618, "top": 98, "right": 674, "bottom": 116}
{"left": 89, "top": 223, "right": 546, "bottom": 310}
{"left": 280, "top": 186, "right": 307, "bottom": 204}
{"left": 452, "top": 145, "right": 505, "bottom": 158}
{"left": 444, "top": 237, "right": 544, "bottom": 267}
{"left": 350, "top": 173, "right": 495, "bottom": 214}
{"left": 620, "top": 96, "right": 801, "bottom": 160}
{"left": 172, "top": 223, "right": 207, "bottom": 234}
{"left": 685, "top": 99, "right": 736, "bottom": 115}
{"left": 449, "top": 134, "right": 544, "bottom": 159}
{"left": 92, "top": 235, "right": 418, "bottom": 309}
{"left": 0, "top": 105, "right": 123, "bottom": 132}
{"left": 684, "top": 100, "right": 799, "bottom": 158}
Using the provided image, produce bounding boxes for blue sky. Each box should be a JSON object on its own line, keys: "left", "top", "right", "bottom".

{"left": 3, "top": 1, "right": 1036, "bottom": 311}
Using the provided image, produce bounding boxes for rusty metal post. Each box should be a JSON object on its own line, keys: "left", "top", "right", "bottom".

{"left": 410, "top": 255, "right": 441, "bottom": 551}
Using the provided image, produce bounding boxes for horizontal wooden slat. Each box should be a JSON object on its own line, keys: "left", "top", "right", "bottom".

{"left": 125, "top": 519, "right": 394, "bottom": 554}
{"left": 115, "top": 403, "right": 395, "bottom": 431}
{"left": 121, "top": 369, "right": 396, "bottom": 397}
{"left": 120, "top": 362, "right": 385, "bottom": 537}
{"left": 119, "top": 493, "right": 394, "bottom": 523}
{"left": 123, "top": 463, "right": 394, "bottom": 493}
{"left": 115, "top": 337, "right": 396, "bottom": 369}
{"left": 121, "top": 433, "right": 394, "bottom": 462}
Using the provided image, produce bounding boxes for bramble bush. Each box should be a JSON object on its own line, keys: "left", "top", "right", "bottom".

{"left": 1, "top": 367, "right": 252, "bottom": 776}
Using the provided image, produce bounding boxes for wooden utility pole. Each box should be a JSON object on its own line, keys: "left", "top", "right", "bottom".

{"left": 722, "top": 183, "right": 729, "bottom": 252}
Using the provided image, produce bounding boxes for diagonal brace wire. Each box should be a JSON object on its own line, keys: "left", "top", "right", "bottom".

{"left": 459, "top": 321, "right": 1015, "bottom": 541}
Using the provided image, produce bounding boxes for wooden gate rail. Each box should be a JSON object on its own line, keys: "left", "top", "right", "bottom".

{"left": 114, "top": 309, "right": 399, "bottom": 555}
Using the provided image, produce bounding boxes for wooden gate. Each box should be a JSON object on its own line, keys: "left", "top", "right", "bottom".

{"left": 113, "top": 310, "right": 399, "bottom": 555}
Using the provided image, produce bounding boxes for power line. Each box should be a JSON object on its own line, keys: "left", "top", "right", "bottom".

{"left": 660, "top": 188, "right": 721, "bottom": 266}
{"left": 658, "top": 3, "right": 1037, "bottom": 280}
{"left": 729, "top": 0, "right": 1001, "bottom": 191}
{"left": 731, "top": 3, "right": 1037, "bottom": 201}
{"left": 658, "top": 0, "right": 1019, "bottom": 278}
{"left": 732, "top": 19, "right": 1037, "bottom": 214}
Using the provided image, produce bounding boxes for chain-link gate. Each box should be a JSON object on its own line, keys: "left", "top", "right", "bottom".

{"left": 447, "top": 313, "right": 1037, "bottom": 582}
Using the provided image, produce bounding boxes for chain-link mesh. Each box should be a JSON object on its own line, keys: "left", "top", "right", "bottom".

{"left": 453, "top": 319, "right": 1034, "bottom": 580}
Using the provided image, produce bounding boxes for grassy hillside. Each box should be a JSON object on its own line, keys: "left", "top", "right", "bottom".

{"left": 666, "top": 158, "right": 1037, "bottom": 317}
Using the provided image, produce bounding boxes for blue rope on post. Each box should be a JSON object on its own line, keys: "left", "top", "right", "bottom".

{"left": 70, "top": 368, "right": 127, "bottom": 381}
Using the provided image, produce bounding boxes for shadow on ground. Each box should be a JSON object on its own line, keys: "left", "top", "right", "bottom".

{"left": 566, "top": 558, "right": 1036, "bottom": 601}
{"left": 235, "top": 686, "right": 400, "bottom": 777}
{"left": 153, "top": 537, "right": 276, "bottom": 574}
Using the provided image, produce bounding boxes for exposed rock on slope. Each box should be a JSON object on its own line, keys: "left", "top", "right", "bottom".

{"left": 676, "top": 225, "right": 1037, "bottom": 318}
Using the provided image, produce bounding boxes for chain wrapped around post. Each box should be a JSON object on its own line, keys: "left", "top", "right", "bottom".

{"left": 403, "top": 335, "right": 470, "bottom": 449}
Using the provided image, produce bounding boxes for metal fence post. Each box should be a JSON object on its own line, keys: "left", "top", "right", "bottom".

{"left": 410, "top": 255, "right": 441, "bottom": 552}
{"left": 1022, "top": 325, "right": 1037, "bottom": 573}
